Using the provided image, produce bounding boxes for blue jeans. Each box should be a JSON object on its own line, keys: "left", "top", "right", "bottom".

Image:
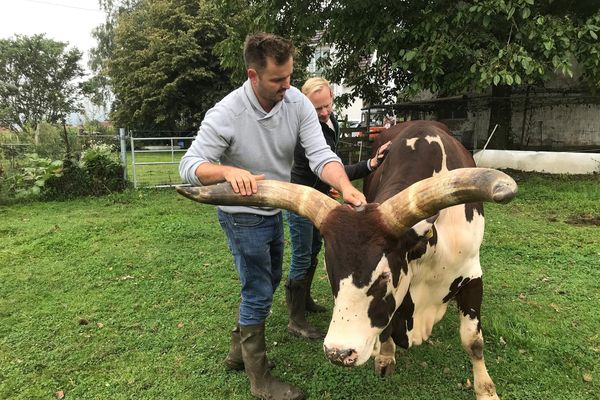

{"left": 286, "top": 211, "right": 322, "bottom": 281}
{"left": 217, "top": 209, "right": 284, "bottom": 326}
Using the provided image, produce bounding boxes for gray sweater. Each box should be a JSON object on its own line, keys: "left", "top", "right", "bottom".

{"left": 179, "top": 80, "right": 342, "bottom": 215}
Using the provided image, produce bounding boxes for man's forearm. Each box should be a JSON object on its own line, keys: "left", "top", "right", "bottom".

{"left": 320, "top": 161, "right": 355, "bottom": 193}
{"left": 195, "top": 162, "right": 230, "bottom": 185}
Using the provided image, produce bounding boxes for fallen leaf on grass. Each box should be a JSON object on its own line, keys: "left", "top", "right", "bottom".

{"left": 97, "top": 322, "right": 104, "bottom": 329}
{"left": 549, "top": 303, "right": 560, "bottom": 312}
{"left": 177, "top": 322, "right": 184, "bottom": 329}
{"left": 583, "top": 372, "right": 593, "bottom": 382}
{"left": 55, "top": 390, "right": 65, "bottom": 399}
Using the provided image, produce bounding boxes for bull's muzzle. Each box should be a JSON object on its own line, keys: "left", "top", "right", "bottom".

{"left": 323, "top": 344, "right": 358, "bottom": 367}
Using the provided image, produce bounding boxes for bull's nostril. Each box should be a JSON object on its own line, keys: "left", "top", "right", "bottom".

{"left": 342, "top": 350, "right": 357, "bottom": 366}
{"left": 338, "top": 348, "right": 353, "bottom": 359}
{"left": 324, "top": 345, "right": 357, "bottom": 366}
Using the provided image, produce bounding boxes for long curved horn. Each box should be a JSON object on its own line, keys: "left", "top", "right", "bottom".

{"left": 378, "top": 168, "right": 517, "bottom": 236}
{"left": 176, "top": 180, "right": 339, "bottom": 230}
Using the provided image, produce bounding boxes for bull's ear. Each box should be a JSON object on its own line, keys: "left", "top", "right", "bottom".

{"left": 378, "top": 168, "right": 517, "bottom": 237}
{"left": 176, "top": 180, "right": 340, "bottom": 230}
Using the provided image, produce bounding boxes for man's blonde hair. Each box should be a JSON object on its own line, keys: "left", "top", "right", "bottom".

{"left": 301, "top": 77, "right": 332, "bottom": 97}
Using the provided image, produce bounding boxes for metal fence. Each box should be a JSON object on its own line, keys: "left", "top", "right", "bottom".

{"left": 337, "top": 127, "right": 374, "bottom": 164}
{"left": 0, "top": 143, "right": 32, "bottom": 172}
{"left": 129, "top": 135, "right": 195, "bottom": 188}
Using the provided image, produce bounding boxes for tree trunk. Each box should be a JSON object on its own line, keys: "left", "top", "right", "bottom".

{"left": 34, "top": 123, "right": 40, "bottom": 146}
{"left": 62, "top": 119, "right": 72, "bottom": 159}
{"left": 487, "top": 84, "right": 513, "bottom": 149}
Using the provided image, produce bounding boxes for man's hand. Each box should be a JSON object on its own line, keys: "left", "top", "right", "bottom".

{"left": 369, "top": 140, "right": 392, "bottom": 170}
{"left": 222, "top": 167, "right": 265, "bottom": 195}
{"left": 321, "top": 161, "right": 365, "bottom": 206}
{"left": 341, "top": 185, "right": 366, "bottom": 207}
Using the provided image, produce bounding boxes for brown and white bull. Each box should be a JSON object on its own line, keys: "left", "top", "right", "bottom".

{"left": 177, "top": 120, "right": 517, "bottom": 400}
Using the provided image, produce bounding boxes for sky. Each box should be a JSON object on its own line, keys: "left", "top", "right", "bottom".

{"left": 0, "top": 0, "right": 106, "bottom": 69}
{"left": 0, "top": 0, "right": 108, "bottom": 121}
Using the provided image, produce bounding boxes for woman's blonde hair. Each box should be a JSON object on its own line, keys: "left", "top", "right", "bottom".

{"left": 301, "top": 77, "right": 332, "bottom": 97}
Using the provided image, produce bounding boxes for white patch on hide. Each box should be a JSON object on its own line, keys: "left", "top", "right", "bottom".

{"left": 405, "top": 137, "right": 418, "bottom": 150}
{"left": 425, "top": 135, "right": 449, "bottom": 174}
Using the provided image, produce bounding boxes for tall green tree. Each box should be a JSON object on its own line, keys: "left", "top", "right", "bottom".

{"left": 105, "top": 0, "right": 234, "bottom": 131}
{"left": 0, "top": 34, "right": 84, "bottom": 132}
{"left": 211, "top": 0, "right": 319, "bottom": 87}
{"left": 215, "top": 0, "right": 600, "bottom": 149}
{"left": 85, "top": 0, "right": 139, "bottom": 109}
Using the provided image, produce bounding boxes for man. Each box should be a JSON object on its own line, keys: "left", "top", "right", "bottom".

{"left": 179, "top": 33, "right": 365, "bottom": 400}
{"left": 286, "top": 77, "right": 391, "bottom": 339}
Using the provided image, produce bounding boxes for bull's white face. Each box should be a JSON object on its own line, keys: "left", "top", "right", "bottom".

{"left": 323, "top": 253, "right": 410, "bottom": 366}
{"left": 321, "top": 209, "right": 434, "bottom": 367}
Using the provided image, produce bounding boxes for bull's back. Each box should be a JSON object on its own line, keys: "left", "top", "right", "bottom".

{"left": 365, "top": 121, "right": 475, "bottom": 204}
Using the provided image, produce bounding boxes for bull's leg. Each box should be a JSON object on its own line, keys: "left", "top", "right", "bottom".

{"left": 373, "top": 336, "right": 396, "bottom": 378}
{"left": 455, "top": 277, "right": 499, "bottom": 400}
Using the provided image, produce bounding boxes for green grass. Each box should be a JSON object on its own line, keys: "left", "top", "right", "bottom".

{"left": 0, "top": 172, "right": 598, "bottom": 399}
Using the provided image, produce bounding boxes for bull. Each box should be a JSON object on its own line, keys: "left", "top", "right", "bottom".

{"left": 177, "top": 120, "right": 517, "bottom": 400}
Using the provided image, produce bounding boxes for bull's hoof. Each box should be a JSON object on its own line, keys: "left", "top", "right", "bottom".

{"left": 476, "top": 394, "right": 500, "bottom": 400}
{"left": 374, "top": 358, "right": 396, "bottom": 378}
{"left": 475, "top": 391, "right": 500, "bottom": 400}
{"left": 475, "top": 381, "right": 499, "bottom": 400}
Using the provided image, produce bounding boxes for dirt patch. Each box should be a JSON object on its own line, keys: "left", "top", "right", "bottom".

{"left": 565, "top": 214, "right": 600, "bottom": 226}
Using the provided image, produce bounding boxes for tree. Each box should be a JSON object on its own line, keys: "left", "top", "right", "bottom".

{"left": 86, "top": 0, "right": 140, "bottom": 110}
{"left": 214, "top": 0, "right": 600, "bottom": 149}
{"left": 104, "top": 0, "right": 235, "bottom": 131}
{"left": 0, "top": 34, "right": 84, "bottom": 132}
{"left": 211, "top": 0, "right": 319, "bottom": 88}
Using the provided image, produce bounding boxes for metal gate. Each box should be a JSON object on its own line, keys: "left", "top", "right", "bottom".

{"left": 129, "top": 134, "right": 195, "bottom": 188}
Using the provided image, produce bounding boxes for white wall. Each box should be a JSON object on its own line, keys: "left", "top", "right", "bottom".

{"left": 474, "top": 149, "right": 600, "bottom": 174}
{"left": 332, "top": 82, "right": 363, "bottom": 122}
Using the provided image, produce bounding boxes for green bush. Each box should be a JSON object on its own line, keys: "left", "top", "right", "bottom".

{"left": 45, "top": 143, "right": 127, "bottom": 199}
{"left": 0, "top": 153, "right": 63, "bottom": 199}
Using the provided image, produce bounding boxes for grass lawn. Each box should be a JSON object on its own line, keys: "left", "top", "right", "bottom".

{"left": 0, "top": 171, "right": 598, "bottom": 399}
